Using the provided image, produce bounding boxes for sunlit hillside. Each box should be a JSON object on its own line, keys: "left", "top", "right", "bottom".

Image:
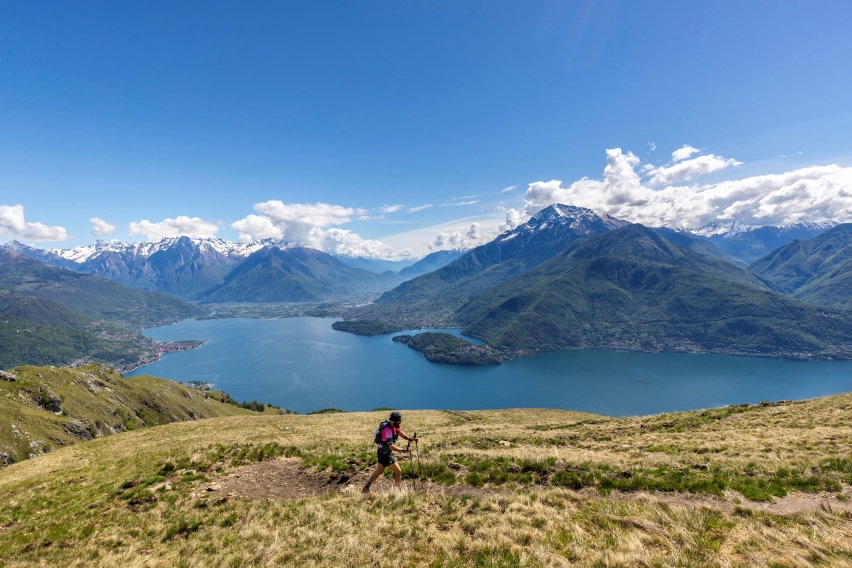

{"left": 1, "top": 392, "right": 850, "bottom": 566}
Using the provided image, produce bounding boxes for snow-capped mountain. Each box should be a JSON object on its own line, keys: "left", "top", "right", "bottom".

{"left": 497, "top": 204, "right": 630, "bottom": 245}
{"left": 378, "top": 204, "right": 632, "bottom": 305}
{"left": 0, "top": 237, "right": 406, "bottom": 306}
{"left": 692, "top": 221, "right": 838, "bottom": 263}
{"left": 45, "top": 237, "right": 267, "bottom": 264}
{"left": 1, "top": 237, "right": 279, "bottom": 300}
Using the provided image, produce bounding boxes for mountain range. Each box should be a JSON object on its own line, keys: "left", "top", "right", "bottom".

{"left": 357, "top": 205, "right": 851, "bottom": 359}
{"left": 694, "top": 221, "right": 837, "bottom": 264}
{"left": 0, "top": 213, "right": 836, "bottom": 304}
{"left": 0, "top": 238, "right": 458, "bottom": 302}
{"left": 2, "top": 203, "right": 849, "bottom": 364}
{"left": 455, "top": 224, "right": 852, "bottom": 357}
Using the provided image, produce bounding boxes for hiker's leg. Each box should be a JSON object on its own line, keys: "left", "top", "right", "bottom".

{"left": 368, "top": 464, "right": 385, "bottom": 485}
{"left": 389, "top": 462, "right": 402, "bottom": 486}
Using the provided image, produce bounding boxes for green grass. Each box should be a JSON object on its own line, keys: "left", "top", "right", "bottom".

{"left": 1, "top": 394, "right": 851, "bottom": 566}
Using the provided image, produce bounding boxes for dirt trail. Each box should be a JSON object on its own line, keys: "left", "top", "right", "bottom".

{"left": 211, "top": 458, "right": 497, "bottom": 501}
{"left": 208, "top": 458, "right": 852, "bottom": 517}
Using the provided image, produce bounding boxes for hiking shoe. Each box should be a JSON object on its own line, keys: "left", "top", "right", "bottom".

{"left": 361, "top": 485, "right": 373, "bottom": 495}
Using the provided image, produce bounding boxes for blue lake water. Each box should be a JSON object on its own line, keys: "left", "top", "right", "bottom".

{"left": 128, "top": 317, "right": 852, "bottom": 416}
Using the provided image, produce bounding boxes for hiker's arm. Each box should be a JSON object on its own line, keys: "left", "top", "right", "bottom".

{"left": 388, "top": 443, "right": 408, "bottom": 453}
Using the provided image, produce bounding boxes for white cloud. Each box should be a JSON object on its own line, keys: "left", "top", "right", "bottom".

{"left": 231, "top": 201, "right": 411, "bottom": 259}
{"left": 231, "top": 214, "right": 283, "bottom": 243}
{"left": 128, "top": 216, "right": 219, "bottom": 241}
{"left": 408, "top": 203, "right": 433, "bottom": 213}
{"left": 522, "top": 147, "right": 852, "bottom": 229}
{"left": 647, "top": 153, "right": 741, "bottom": 185}
{"left": 442, "top": 200, "right": 479, "bottom": 207}
{"left": 498, "top": 209, "right": 524, "bottom": 233}
{"left": 671, "top": 144, "right": 700, "bottom": 163}
{"left": 0, "top": 204, "right": 69, "bottom": 242}
{"left": 501, "top": 185, "right": 518, "bottom": 193}
{"left": 379, "top": 204, "right": 402, "bottom": 213}
{"left": 429, "top": 222, "right": 484, "bottom": 251}
{"left": 254, "top": 201, "right": 355, "bottom": 233}
{"left": 648, "top": 142, "right": 657, "bottom": 152}
{"left": 90, "top": 217, "right": 116, "bottom": 238}
{"left": 316, "top": 228, "right": 404, "bottom": 259}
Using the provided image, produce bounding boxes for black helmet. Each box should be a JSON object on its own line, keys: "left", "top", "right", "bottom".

{"left": 389, "top": 411, "right": 402, "bottom": 422}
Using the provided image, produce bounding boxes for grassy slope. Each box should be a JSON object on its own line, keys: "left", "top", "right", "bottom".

{"left": 0, "top": 364, "right": 262, "bottom": 464}
{"left": 749, "top": 223, "right": 852, "bottom": 309}
{"left": 1, "top": 394, "right": 850, "bottom": 566}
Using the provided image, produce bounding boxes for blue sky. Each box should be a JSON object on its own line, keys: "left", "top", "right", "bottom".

{"left": 2, "top": 1, "right": 852, "bottom": 257}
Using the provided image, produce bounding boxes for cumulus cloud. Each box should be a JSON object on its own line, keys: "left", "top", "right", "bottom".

{"left": 0, "top": 204, "right": 69, "bottom": 242}
{"left": 90, "top": 217, "right": 116, "bottom": 237}
{"left": 315, "top": 228, "right": 402, "bottom": 258}
{"left": 647, "top": 153, "right": 741, "bottom": 185}
{"left": 128, "top": 216, "right": 219, "bottom": 241}
{"left": 408, "top": 203, "right": 433, "bottom": 213}
{"left": 522, "top": 147, "right": 852, "bottom": 229}
{"left": 498, "top": 208, "right": 524, "bottom": 233}
{"left": 672, "top": 144, "right": 700, "bottom": 163}
{"left": 230, "top": 201, "right": 408, "bottom": 259}
{"left": 231, "top": 214, "right": 283, "bottom": 242}
{"left": 429, "top": 222, "right": 484, "bottom": 251}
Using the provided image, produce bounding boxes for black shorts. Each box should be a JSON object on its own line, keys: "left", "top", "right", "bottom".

{"left": 377, "top": 449, "right": 396, "bottom": 467}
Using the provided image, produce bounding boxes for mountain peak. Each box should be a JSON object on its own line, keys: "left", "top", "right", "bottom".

{"left": 514, "top": 204, "right": 630, "bottom": 238}
{"left": 1, "top": 240, "right": 35, "bottom": 252}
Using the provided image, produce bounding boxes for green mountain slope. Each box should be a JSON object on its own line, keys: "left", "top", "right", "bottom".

{"left": 0, "top": 250, "right": 205, "bottom": 327}
{"left": 201, "top": 247, "right": 393, "bottom": 303}
{"left": 0, "top": 315, "right": 105, "bottom": 368}
{"left": 750, "top": 223, "right": 852, "bottom": 308}
{"left": 794, "top": 258, "right": 852, "bottom": 309}
{"left": 0, "top": 251, "right": 206, "bottom": 369}
{"left": 0, "top": 364, "right": 262, "bottom": 464}
{"left": 376, "top": 205, "right": 630, "bottom": 317}
{"left": 457, "top": 225, "right": 852, "bottom": 358}
{"left": 0, "top": 289, "right": 88, "bottom": 327}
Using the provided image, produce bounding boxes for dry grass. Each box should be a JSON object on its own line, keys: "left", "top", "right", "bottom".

{"left": 1, "top": 395, "right": 851, "bottom": 567}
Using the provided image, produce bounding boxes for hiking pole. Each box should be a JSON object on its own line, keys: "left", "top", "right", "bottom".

{"left": 415, "top": 434, "right": 422, "bottom": 489}
{"left": 407, "top": 438, "right": 414, "bottom": 491}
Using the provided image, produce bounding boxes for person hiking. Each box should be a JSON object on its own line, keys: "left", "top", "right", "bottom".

{"left": 362, "top": 411, "right": 417, "bottom": 494}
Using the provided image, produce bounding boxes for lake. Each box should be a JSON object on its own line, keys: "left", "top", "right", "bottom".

{"left": 128, "top": 317, "right": 852, "bottom": 416}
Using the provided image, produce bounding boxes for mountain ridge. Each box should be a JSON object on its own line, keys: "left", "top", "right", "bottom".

{"left": 750, "top": 223, "right": 852, "bottom": 309}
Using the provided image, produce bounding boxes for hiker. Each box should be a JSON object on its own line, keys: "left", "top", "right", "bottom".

{"left": 362, "top": 411, "right": 417, "bottom": 494}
